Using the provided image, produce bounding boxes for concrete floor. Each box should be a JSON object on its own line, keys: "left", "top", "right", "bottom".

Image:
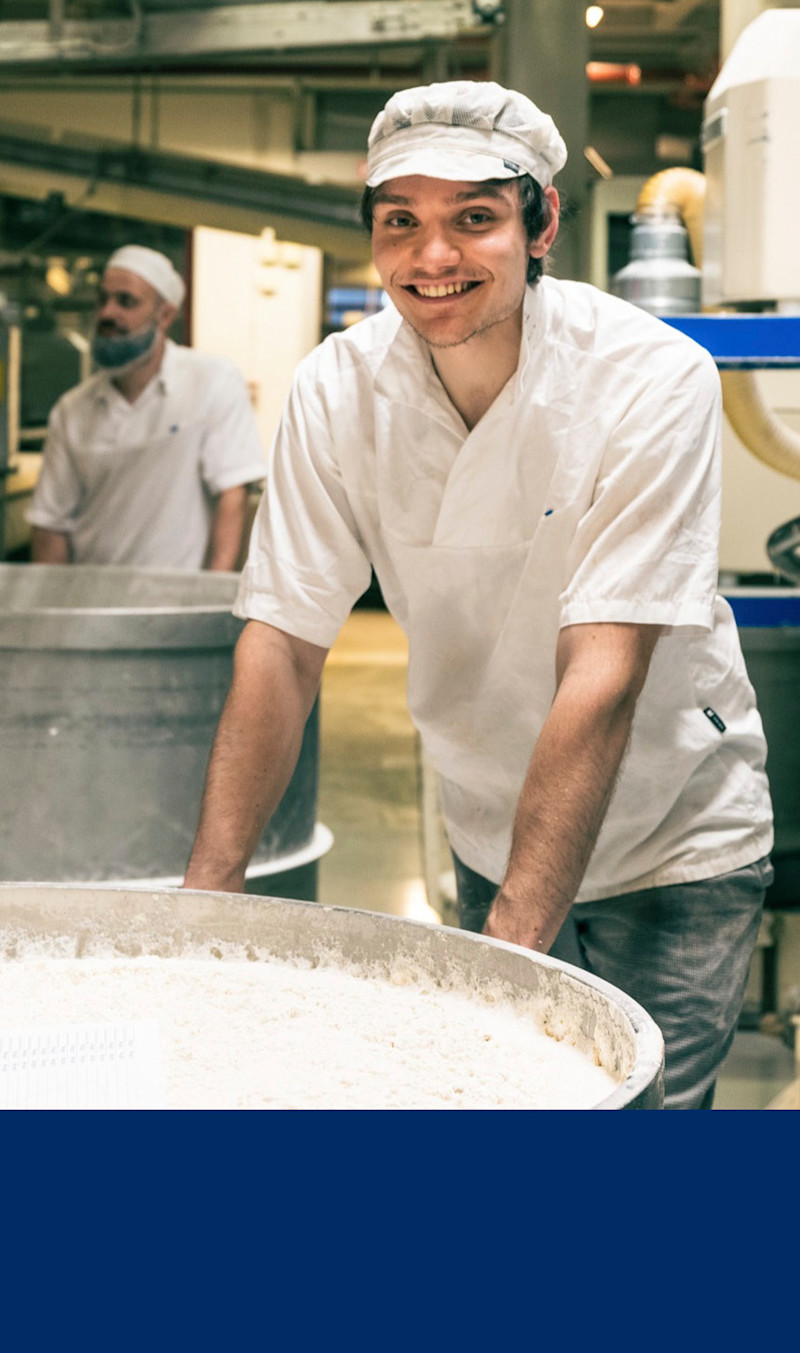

{"left": 314, "top": 606, "right": 799, "bottom": 1112}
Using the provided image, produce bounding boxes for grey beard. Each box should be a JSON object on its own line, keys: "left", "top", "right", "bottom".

{"left": 92, "top": 324, "right": 157, "bottom": 371}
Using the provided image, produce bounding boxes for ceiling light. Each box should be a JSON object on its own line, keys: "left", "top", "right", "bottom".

{"left": 585, "top": 5, "right": 604, "bottom": 28}
{"left": 45, "top": 262, "right": 72, "bottom": 296}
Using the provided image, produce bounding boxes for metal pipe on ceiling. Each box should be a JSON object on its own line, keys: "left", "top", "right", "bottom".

{"left": 0, "top": 0, "right": 502, "bottom": 68}
{"left": 0, "top": 129, "right": 364, "bottom": 231}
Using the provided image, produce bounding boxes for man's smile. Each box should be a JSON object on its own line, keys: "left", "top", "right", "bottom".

{"left": 405, "top": 280, "right": 483, "bottom": 298}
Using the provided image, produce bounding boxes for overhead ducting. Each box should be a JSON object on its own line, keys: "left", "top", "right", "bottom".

{"left": 0, "top": 2, "right": 502, "bottom": 246}
{"left": 0, "top": 0, "right": 503, "bottom": 69}
{"left": 0, "top": 128, "right": 363, "bottom": 232}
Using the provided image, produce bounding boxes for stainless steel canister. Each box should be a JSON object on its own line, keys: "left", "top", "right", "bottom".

{"left": 0, "top": 564, "right": 327, "bottom": 894}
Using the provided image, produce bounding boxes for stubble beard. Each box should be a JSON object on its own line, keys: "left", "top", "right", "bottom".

{"left": 405, "top": 288, "right": 526, "bottom": 351}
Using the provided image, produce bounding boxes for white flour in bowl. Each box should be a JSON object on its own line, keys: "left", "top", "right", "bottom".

{"left": 0, "top": 951, "right": 621, "bottom": 1110}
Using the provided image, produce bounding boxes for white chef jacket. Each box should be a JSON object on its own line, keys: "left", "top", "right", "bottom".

{"left": 237, "top": 277, "right": 773, "bottom": 900}
{"left": 27, "top": 340, "right": 266, "bottom": 569}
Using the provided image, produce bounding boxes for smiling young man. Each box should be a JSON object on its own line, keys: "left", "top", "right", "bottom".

{"left": 28, "top": 245, "right": 265, "bottom": 570}
{"left": 183, "top": 81, "right": 774, "bottom": 1110}
{"left": 367, "top": 175, "right": 558, "bottom": 430}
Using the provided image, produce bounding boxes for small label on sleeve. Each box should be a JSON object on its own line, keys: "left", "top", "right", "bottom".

{"left": 703, "top": 706, "right": 726, "bottom": 733}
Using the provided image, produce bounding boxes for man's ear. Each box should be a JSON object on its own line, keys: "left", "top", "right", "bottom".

{"left": 529, "top": 185, "right": 560, "bottom": 260}
{"left": 157, "top": 302, "right": 178, "bottom": 334}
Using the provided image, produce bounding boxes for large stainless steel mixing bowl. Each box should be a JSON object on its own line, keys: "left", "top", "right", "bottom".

{"left": 0, "top": 882, "right": 665, "bottom": 1110}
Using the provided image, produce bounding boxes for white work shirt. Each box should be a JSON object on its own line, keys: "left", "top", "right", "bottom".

{"left": 237, "top": 278, "right": 773, "bottom": 900}
{"left": 27, "top": 340, "right": 266, "bottom": 569}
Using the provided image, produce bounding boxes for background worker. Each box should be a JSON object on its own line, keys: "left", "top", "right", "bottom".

{"left": 27, "top": 244, "right": 265, "bottom": 571}
{"left": 183, "top": 80, "right": 774, "bottom": 1110}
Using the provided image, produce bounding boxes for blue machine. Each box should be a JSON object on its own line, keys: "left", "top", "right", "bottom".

{"left": 678, "top": 315, "right": 800, "bottom": 1021}
{"left": 662, "top": 314, "right": 800, "bottom": 371}
{"left": 723, "top": 588, "right": 800, "bottom": 879}
{"left": 723, "top": 587, "right": 800, "bottom": 1020}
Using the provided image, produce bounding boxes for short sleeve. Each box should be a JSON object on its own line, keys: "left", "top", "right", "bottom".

{"left": 25, "top": 399, "right": 83, "bottom": 532}
{"left": 559, "top": 344, "right": 722, "bottom": 632}
{"left": 234, "top": 362, "right": 372, "bottom": 648}
{"left": 199, "top": 364, "right": 267, "bottom": 494}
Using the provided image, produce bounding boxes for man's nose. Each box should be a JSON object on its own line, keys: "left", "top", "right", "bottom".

{"left": 97, "top": 297, "right": 119, "bottom": 323}
{"left": 413, "top": 225, "right": 461, "bottom": 270}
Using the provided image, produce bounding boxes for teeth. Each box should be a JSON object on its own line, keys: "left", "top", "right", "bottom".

{"left": 414, "top": 282, "right": 474, "bottom": 297}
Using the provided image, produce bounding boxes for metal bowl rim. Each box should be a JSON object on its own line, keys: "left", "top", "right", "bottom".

{"left": 0, "top": 882, "right": 665, "bottom": 1110}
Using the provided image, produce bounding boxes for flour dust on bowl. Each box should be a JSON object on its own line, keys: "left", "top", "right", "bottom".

{"left": 0, "top": 884, "right": 665, "bottom": 1110}
{"left": 0, "top": 563, "right": 329, "bottom": 899}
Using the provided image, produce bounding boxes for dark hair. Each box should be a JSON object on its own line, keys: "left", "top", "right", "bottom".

{"left": 359, "top": 174, "right": 556, "bottom": 286}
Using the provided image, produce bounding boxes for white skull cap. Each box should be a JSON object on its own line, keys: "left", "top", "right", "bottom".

{"left": 105, "top": 245, "right": 186, "bottom": 308}
{"left": 365, "top": 80, "right": 567, "bottom": 188}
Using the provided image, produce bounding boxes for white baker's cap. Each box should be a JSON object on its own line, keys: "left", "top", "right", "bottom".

{"left": 365, "top": 80, "right": 567, "bottom": 189}
{"left": 104, "top": 245, "right": 186, "bottom": 308}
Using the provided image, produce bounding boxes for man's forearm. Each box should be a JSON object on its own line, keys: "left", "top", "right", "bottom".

{"left": 206, "top": 485, "right": 248, "bottom": 571}
{"left": 485, "top": 623, "right": 661, "bottom": 953}
{"left": 31, "top": 526, "right": 71, "bottom": 563}
{"left": 183, "top": 621, "right": 327, "bottom": 893}
{"left": 488, "top": 686, "right": 637, "bottom": 952}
